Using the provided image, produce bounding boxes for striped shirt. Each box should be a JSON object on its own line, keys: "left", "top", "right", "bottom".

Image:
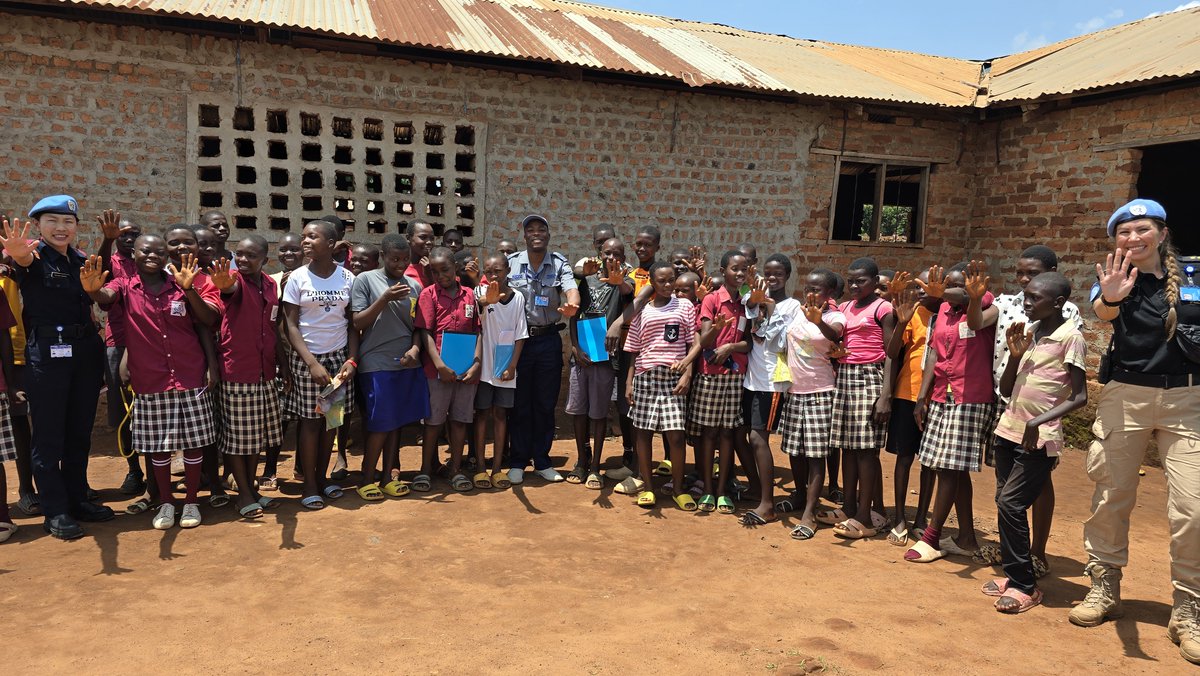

{"left": 624, "top": 296, "right": 696, "bottom": 374}
{"left": 994, "top": 320, "right": 1086, "bottom": 456}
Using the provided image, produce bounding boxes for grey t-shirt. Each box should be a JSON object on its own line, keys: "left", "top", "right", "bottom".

{"left": 350, "top": 268, "right": 422, "bottom": 372}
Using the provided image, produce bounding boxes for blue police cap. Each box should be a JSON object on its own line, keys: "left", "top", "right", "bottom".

{"left": 1107, "top": 198, "right": 1165, "bottom": 236}
{"left": 521, "top": 214, "right": 549, "bottom": 230}
{"left": 28, "top": 195, "right": 79, "bottom": 220}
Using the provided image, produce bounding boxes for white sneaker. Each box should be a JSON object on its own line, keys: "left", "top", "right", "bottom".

{"left": 508, "top": 468, "right": 525, "bottom": 485}
{"left": 536, "top": 468, "right": 564, "bottom": 482}
{"left": 152, "top": 503, "right": 176, "bottom": 530}
{"left": 179, "top": 503, "right": 202, "bottom": 529}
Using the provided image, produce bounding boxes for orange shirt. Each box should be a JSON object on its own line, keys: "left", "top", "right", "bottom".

{"left": 893, "top": 305, "right": 933, "bottom": 402}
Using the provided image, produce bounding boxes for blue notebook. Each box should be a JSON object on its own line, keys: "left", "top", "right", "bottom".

{"left": 577, "top": 316, "right": 609, "bottom": 363}
{"left": 441, "top": 331, "right": 478, "bottom": 377}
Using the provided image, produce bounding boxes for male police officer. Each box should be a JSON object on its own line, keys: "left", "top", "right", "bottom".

{"left": 506, "top": 215, "right": 579, "bottom": 484}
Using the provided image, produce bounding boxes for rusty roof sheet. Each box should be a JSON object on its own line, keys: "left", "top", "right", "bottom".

{"left": 986, "top": 6, "right": 1200, "bottom": 104}
{"left": 38, "top": 0, "right": 1200, "bottom": 108}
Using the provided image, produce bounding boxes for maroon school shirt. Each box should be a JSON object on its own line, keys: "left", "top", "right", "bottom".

{"left": 103, "top": 250, "right": 138, "bottom": 348}
{"left": 697, "top": 285, "right": 748, "bottom": 375}
{"left": 103, "top": 275, "right": 209, "bottom": 394}
{"left": 413, "top": 283, "right": 479, "bottom": 379}
{"left": 218, "top": 273, "right": 279, "bottom": 383}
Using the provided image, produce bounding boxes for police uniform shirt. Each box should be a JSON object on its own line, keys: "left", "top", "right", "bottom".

{"left": 13, "top": 241, "right": 94, "bottom": 331}
{"left": 507, "top": 250, "right": 577, "bottom": 327}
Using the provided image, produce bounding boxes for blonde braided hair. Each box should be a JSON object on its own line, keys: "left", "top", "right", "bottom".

{"left": 1158, "top": 225, "right": 1181, "bottom": 340}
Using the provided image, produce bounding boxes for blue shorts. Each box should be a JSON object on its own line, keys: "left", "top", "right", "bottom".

{"left": 357, "top": 369, "right": 430, "bottom": 433}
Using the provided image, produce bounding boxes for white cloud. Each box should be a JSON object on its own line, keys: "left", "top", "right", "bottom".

{"left": 1012, "top": 30, "right": 1050, "bottom": 51}
{"left": 1074, "top": 8, "right": 1126, "bottom": 33}
{"left": 1146, "top": 1, "right": 1200, "bottom": 18}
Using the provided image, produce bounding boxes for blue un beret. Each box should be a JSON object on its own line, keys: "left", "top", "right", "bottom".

{"left": 1107, "top": 198, "right": 1165, "bottom": 236}
{"left": 28, "top": 194, "right": 79, "bottom": 220}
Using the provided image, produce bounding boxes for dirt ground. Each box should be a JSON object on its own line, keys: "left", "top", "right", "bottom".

{"left": 2, "top": 426, "right": 1192, "bottom": 675}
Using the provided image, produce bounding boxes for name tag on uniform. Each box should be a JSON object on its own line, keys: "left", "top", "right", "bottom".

{"left": 464, "top": 303, "right": 474, "bottom": 319}
{"left": 50, "top": 344, "right": 73, "bottom": 358}
{"left": 737, "top": 316, "right": 747, "bottom": 332}
{"left": 958, "top": 323, "right": 976, "bottom": 339}
{"left": 534, "top": 294, "right": 550, "bottom": 307}
{"left": 170, "top": 300, "right": 187, "bottom": 317}
{"left": 1182, "top": 286, "right": 1200, "bottom": 302}
{"left": 270, "top": 305, "right": 279, "bottom": 321}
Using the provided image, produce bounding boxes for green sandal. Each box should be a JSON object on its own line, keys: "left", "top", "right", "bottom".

{"left": 697, "top": 494, "right": 716, "bottom": 513}
{"left": 717, "top": 496, "right": 736, "bottom": 514}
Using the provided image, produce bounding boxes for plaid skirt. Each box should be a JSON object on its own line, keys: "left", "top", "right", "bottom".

{"left": 0, "top": 393, "right": 17, "bottom": 462}
{"left": 219, "top": 380, "right": 283, "bottom": 455}
{"left": 284, "top": 348, "right": 356, "bottom": 419}
{"left": 688, "top": 372, "right": 744, "bottom": 430}
{"left": 830, "top": 361, "right": 886, "bottom": 450}
{"left": 917, "top": 395, "right": 996, "bottom": 472}
{"left": 132, "top": 387, "right": 217, "bottom": 455}
{"left": 629, "top": 366, "right": 688, "bottom": 432}
{"left": 779, "top": 390, "right": 834, "bottom": 458}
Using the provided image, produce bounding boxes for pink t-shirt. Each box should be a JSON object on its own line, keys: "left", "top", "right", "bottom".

{"left": 624, "top": 296, "right": 696, "bottom": 374}
{"left": 786, "top": 308, "right": 845, "bottom": 394}
{"left": 838, "top": 296, "right": 892, "bottom": 364}
{"left": 930, "top": 292, "right": 996, "bottom": 404}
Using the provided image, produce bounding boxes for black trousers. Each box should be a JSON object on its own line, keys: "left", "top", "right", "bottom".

{"left": 993, "top": 436, "right": 1056, "bottom": 594}
{"left": 510, "top": 332, "right": 562, "bottom": 471}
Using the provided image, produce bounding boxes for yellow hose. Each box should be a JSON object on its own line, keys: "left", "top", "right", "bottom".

{"left": 117, "top": 385, "right": 135, "bottom": 458}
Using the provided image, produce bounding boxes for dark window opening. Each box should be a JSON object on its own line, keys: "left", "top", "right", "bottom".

{"left": 363, "top": 118, "right": 383, "bottom": 141}
{"left": 302, "top": 195, "right": 323, "bottom": 212}
{"left": 199, "top": 137, "right": 220, "bottom": 157}
{"left": 233, "top": 106, "right": 254, "bottom": 131}
{"left": 1137, "top": 140, "right": 1200, "bottom": 256}
{"left": 198, "top": 104, "right": 220, "bottom": 128}
{"left": 395, "top": 174, "right": 413, "bottom": 194}
{"left": 300, "top": 112, "right": 320, "bottom": 136}
{"left": 333, "top": 146, "right": 352, "bottom": 164}
{"left": 335, "top": 172, "right": 355, "bottom": 192}
{"left": 198, "top": 166, "right": 222, "bottom": 182}
{"left": 235, "top": 138, "right": 254, "bottom": 157}
{"left": 830, "top": 159, "right": 925, "bottom": 244}
{"left": 455, "top": 125, "right": 475, "bottom": 146}
{"left": 394, "top": 122, "right": 413, "bottom": 144}
{"left": 457, "top": 204, "right": 475, "bottom": 220}
{"left": 270, "top": 194, "right": 288, "bottom": 210}
{"left": 365, "top": 148, "right": 383, "bottom": 165}
{"left": 426, "top": 203, "right": 444, "bottom": 217}
{"left": 455, "top": 178, "right": 474, "bottom": 197}
{"left": 199, "top": 192, "right": 222, "bottom": 207}
{"left": 365, "top": 172, "right": 382, "bottom": 194}
{"left": 236, "top": 166, "right": 256, "bottom": 185}
{"left": 458, "top": 224, "right": 474, "bottom": 237}
{"left": 301, "top": 170, "right": 322, "bottom": 189}
{"left": 270, "top": 168, "right": 289, "bottom": 187}
{"left": 367, "top": 219, "right": 388, "bottom": 234}
{"left": 234, "top": 215, "right": 257, "bottom": 230}
{"left": 455, "top": 153, "right": 475, "bottom": 172}
{"left": 426, "top": 153, "right": 444, "bottom": 170}
{"left": 267, "top": 110, "right": 288, "bottom": 133}
{"left": 398, "top": 201, "right": 414, "bottom": 215}
{"left": 236, "top": 192, "right": 257, "bottom": 209}
{"left": 425, "top": 177, "right": 443, "bottom": 196}
{"left": 366, "top": 200, "right": 384, "bottom": 214}
{"left": 270, "top": 217, "right": 290, "bottom": 231}
{"left": 332, "top": 117, "right": 353, "bottom": 139}
{"left": 334, "top": 197, "right": 355, "bottom": 212}
{"left": 301, "top": 143, "right": 322, "bottom": 162}
{"left": 393, "top": 151, "right": 413, "bottom": 168}
{"left": 268, "top": 141, "right": 287, "bottom": 159}
{"left": 423, "top": 124, "right": 444, "bottom": 145}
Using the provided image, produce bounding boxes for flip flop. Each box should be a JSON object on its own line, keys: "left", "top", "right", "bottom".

{"left": 972, "top": 544, "right": 1003, "bottom": 566}
{"left": 473, "top": 472, "right": 493, "bottom": 489}
{"left": 815, "top": 507, "right": 847, "bottom": 526}
{"left": 774, "top": 490, "right": 804, "bottom": 513}
{"left": 614, "top": 477, "right": 645, "bottom": 495}
{"left": 603, "top": 466, "right": 634, "bottom": 481}
{"left": 790, "top": 524, "right": 816, "bottom": 540}
{"left": 636, "top": 490, "right": 656, "bottom": 508}
{"left": 904, "top": 540, "right": 946, "bottom": 563}
{"left": 208, "top": 494, "right": 231, "bottom": 508}
{"left": 356, "top": 483, "right": 385, "bottom": 501}
{"left": 981, "top": 578, "right": 1011, "bottom": 597}
{"left": 0, "top": 521, "right": 16, "bottom": 543}
{"left": 995, "top": 587, "right": 1043, "bottom": 614}
{"left": 672, "top": 493, "right": 697, "bottom": 511}
{"left": 381, "top": 480, "right": 410, "bottom": 497}
{"left": 833, "top": 518, "right": 877, "bottom": 539}
{"left": 257, "top": 496, "right": 279, "bottom": 509}
{"left": 716, "top": 496, "right": 736, "bottom": 514}
{"left": 490, "top": 472, "right": 511, "bottom": 489}
{"left": 565, "top": 465, "right": 586, "bottom": 484}
{"left": 258, "top": 476, "right": 279, "bottom": 492}
{"left": 887, "top": 525, "right": 910, "bottom": 546}
{"left": 654, "top": 460, "right": 672, "bottom": 476}
{"left": 411, "top": 474, "right": 432, "bottom": 492}
{"left": 939, "top": 537, "right": 975, "bottom": 557}
{"left": 697, "top": 494, "right": 716, "bottom": 513}
{"left": 301, "top": 495, "right": 325, "bottom": 510}
{"left": 451, "top": 474, "right": 473, "bottom": 492}
{"left": 739, "top": 511, "right": 773, "bottom": 527}
{"left": 1033, "top": 554, "right": 1051, "bottom": 579}
{"left": 125, "top": 497, "right": 152, "bottom": 515}
{"left": 238, "top": 502, "right": 264, "bottom": 519}
{"left": 16, "top": 493, "right": 41, "bottom": 516}
{"left": 585, "top": 473, "right": 603, "bottom": 490}
{"left": 322, "top": 484, "right": 344, "bottom": 500}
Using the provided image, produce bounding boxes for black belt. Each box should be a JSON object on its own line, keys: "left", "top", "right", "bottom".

{"left": 528, "top": 323, "right": 565, "bottom": 337}
{"left": 1111, "top": 368, "right": 1197, "bottom": 390}
{"left": 32, "top": 324, "right": 96, "bottom": 340}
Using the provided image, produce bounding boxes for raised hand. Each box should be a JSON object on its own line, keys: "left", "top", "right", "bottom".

{"left": 746, "top": 264, "right": 758, "bottom": 284}
{"left": 1095, "top": 248, "right": 1138, "bottom": 304}
{"left": 696, "top": 277, "right": 711, "bottom": 301}
{"left": 480, "top": 279, "right": 500, "bottom": 305}
{"left": 803, "top": 292, "right": 825, "bottom": 324}
{"left": 600, "top": 259, "right": 625, "bottom": 286}
{"left": 463, "top": 259, "right": 480, "bottom": 283}
{"left": 894, "top": 286, "right": 920, "bottom": 326}
{"left": 1006, "top": 322, "right": 1033, "bottom": 360}
{"left": 914, "top": 265, "right": 947, "bottom": 299}
{"left": 209, "top": 257, "right": 237, "bottom": 291}
{"left": 965, "top": 259, "right": 990, "bottom": 301}
{"left": 581, "top": 257, "right": 601, "bottom": 276}
{"left": 747, "top": 278, "right": 769, "bottom": 306}
{"left": 560, "top": 301, "right": 579, "bottom": 318}
{"left": 687, "top": 246, "right": 707, "bottom": 274}
{"left": 0, "top": 218, "right": 37, "bottom": 261}
{"left": 710, "top": 313, "right": 731, "bottom": 332}
{"left": 97, "top": 209, "right": 121, "bottom": 241}
{"left": 888, "top": 270, "right": 914, "bottom": 298}
{"left": 79, "top": 254, "right": 110, "bottom": 292}
{"left": 167, "top": 252, "right": 199, "bottom": 290}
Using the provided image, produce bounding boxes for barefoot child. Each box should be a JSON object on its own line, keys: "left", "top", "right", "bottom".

{"left": 209, "top": 238, "right": 284, "bottom": 519}
{"left": 350, "top": 234, "right": 426, "bottom": 500}
{"left": 623, "top": 262, "right": 701, "bottom": 510}
{"left": 985, "top": 271, "right": 1087, "bottom": 613}
{"left": 906, "top": 261, "right": 997, "bottom": 562}
{"left": 775, "top": 270, "right": 845, "bottom": 539}
{"left": 566, "top": 240, "right": 630, "bottom": 489}
{"left": 474, "top": 253, "right": 528, "bottom": 489}
{"left": 81, "top": 237, "right": 219, "bottom": 530}
{"left": 281, "top": 220, "right": 358, "bottom": 510}
{"left": 414, "top": 247, "right": 482, "bottom": 492}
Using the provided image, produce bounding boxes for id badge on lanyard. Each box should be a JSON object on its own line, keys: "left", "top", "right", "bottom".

{"left": 50, "top": 326, "right": 73, "bottom": 358}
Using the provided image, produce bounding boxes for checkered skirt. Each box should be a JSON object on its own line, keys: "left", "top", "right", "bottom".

{"left": 629, "top": 366, "right": 688, "bottom": 432}
{"left": 0, "top": 393, "right": 17, "bottom": 462}
{"left": 284, "top": 348, "right": 356, "bottom": 419}
{"left": 917, "top": 395, "right": 996, "bottom": 472}
{"left": 131, "top": 387, "right": 217, "bottom": 454}
{"left": 688, "top": 372, "right": 744, "bottom": 430}
{"left": 829, "top": 361, "right": 887, "bottom": 449}
{"left": 219, "top": 380, "right": 283, "bottom": 455}
{"left": 779, "top": 390, "right": 834, "bottom": 458}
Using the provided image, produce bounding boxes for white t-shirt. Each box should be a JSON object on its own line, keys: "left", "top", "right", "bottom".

{"left": 476, "top": 287, "right": 529, "bottom": 388}
{"left": 744, "top": 297, "right": 800, "bottom": 392}
{"left": 282, "top": 264, "right": 356, "bottom": 355}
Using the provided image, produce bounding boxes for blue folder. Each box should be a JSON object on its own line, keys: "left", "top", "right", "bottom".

{"left": 441, "top": 331, "right": 478, "bottom": 377}
{"left": 577, "top": 316, "right": 609, "bottom": 363}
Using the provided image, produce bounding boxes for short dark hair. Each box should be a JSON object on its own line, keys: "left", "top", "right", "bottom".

{"left": 879, "top": 269, "right": 896, "bottom": 279}
{"left": 676, "top": 271, "right": 701, "bottom": 286}
{"left": 593, "top": 224, "right": 616, "bottom": 238}
{"left": 637, "top": 225, "right": 661, "bottom": 245}
{"left": 648, "top": 260, "right": 674, "bottom": 277}
{"left": 428, "top": 246, "right": 454, "bottom": 264}
{"left": 809, "top": 268, "right": 839, "bottom": 291}
{"left": 483, "top": 252, "right": 510, "bottom": 270}
{"left": 1020, "top": 245, "right": 1058, "bottom": 270}
{"left": 305, "top": 219, "right": 338, "bottom": 241}
{"left": 240, "top": 234, "right": 269, "bottom": 256}
{"left": 406, "top": 220, "right": 432, "bottom": 238}
{"left": 719, "top": 249, "right": 747, "bottom": 268}
{"left": 832, "top": 272, "right": 845, "bottom": 297}
{"left": 765, "top": 253, "right": 792, "bottom": 277}
{"left": 381, "top": 233, "right": 409, "bottom": 254}
{"left": 320, "top": 214, "right": 345, "bottom": 235}
{"left": 442, "top": 228, "right": 464, "bottom": 242}
{"left": 848, "top": 257, "right": 879, "bottom": 277}
{"left": 452, "top": 248, "right": 476, "bottom": 266}
{"left": 1030, "top": 271, "right": 1072, "bottom": 300}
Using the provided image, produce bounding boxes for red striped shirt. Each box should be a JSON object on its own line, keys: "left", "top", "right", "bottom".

{"left": 623, "top": 296, "right": 696, "bottom": 374}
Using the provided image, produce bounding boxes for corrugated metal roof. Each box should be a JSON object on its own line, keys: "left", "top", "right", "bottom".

{"left": 37, "top": 0, "right": 1200, "bottom": 108}
{"left": 986, "top": 7, "right": 1200, "bottom": 103}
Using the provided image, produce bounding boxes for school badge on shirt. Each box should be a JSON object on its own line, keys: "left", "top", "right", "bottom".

{"left": 170, "top": 300, "right": 187, "bottom": 317}
{"left": 663, "top": 323, "right": 680, "bottom": 343}
{"left": 464, "top": 303, "right": 474, "bottom": 319}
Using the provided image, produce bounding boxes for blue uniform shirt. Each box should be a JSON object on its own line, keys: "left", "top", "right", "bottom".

{"left": 507, "top": 250, "right": 577, "bottom": 327}
{"left": 14, "top": 241, "right": 95, "bottom": 331}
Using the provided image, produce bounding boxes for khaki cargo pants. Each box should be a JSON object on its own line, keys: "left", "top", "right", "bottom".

{"left": 1085, "top": 380, "right": 1200, "bottom": 598}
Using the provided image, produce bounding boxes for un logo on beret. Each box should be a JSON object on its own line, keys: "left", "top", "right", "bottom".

{"left": 1130, "top": 204, "right": 1147, "bottom": 216}
{"left": 67, "top": 199, "right": 77, "bottom": 212}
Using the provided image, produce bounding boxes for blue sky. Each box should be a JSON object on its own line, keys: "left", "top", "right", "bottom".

{"left": 612, "top": 0, "right": 1200, "bottom": 59}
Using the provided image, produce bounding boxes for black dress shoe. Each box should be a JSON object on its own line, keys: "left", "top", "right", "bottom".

{"left": 119, "top": 471, "right": 147, "bottom": 495}
{"left": 74, "top": 502, "right": 116, "bottom": 522}
{"left": 43, "top": 514, "right": 84, "bottom": 541}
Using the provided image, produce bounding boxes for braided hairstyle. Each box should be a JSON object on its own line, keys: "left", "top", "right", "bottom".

{"left": 1158, "top": 223, "right": 1181, "bottom": 340}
